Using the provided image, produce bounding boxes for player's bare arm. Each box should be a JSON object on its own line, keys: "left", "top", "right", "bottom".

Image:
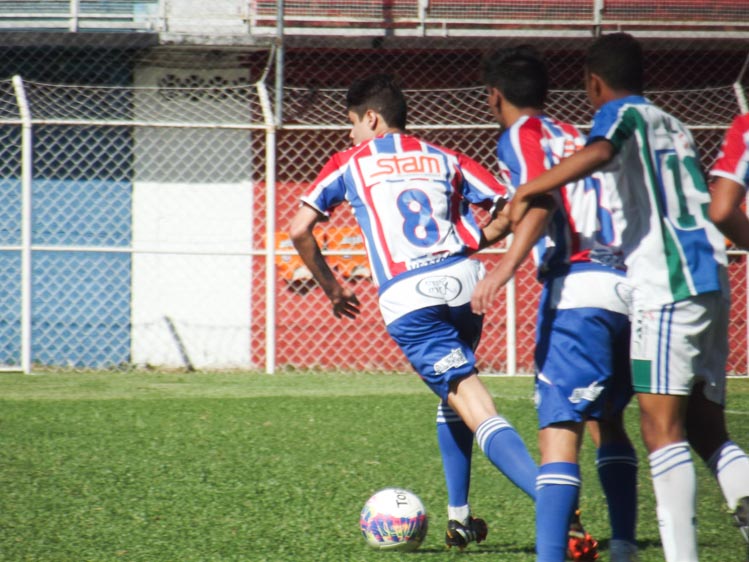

{"left": 289, "top": 204, "right": 361, "bottom": 319}
{"left": 472, "top": 199, "right": 554, "bottom": 315}
{"left": 509, "top": 140, "right": 615, "bottom": 227}
{"left": 478, "top": 200, "right": 511, "bottom": 250}
{"left": 709, "top": 177, "right": 749, "bottom": 250}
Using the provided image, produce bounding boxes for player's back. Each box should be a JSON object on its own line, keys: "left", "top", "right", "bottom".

{"left": 304, "top": 133, "right": 506, "bottom": 288}
{"left": 589, "top": 95, "right": 728, "bottom": 305}
{"left": 498, "top": 114, "right": 625, "bottom": 278}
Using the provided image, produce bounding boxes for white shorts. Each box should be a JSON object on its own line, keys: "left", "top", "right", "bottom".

{"left": 544, "top": 267, "right": 630, "bottom": 314}
{"left": 378, "top": 257, "right": 484, "bottom": 325}
{"left": 630, "top": 291, "right": 729, "bottom": 404}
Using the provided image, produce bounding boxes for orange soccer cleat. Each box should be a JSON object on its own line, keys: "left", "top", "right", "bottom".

{"left": 567, "top": 509, "right": 599, "bottom": 561}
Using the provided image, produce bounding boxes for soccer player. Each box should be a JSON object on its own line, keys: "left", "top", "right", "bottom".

{"left": 288, "top": 73, "right": 539, "bottom": 550}
{"left": 471, "top": 46, "right": 638, "bottom": 562}
{"left": 709, "top": 113, "right": 749, "bottom": 250}
{"left": 507, "top": 32, "right": 749, "bottom": 561}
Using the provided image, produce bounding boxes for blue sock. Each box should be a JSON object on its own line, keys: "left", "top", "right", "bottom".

{"left": 436, "top": 403, "right": 473, "bottom": 509}
{"left": 476, "top": 416, "right": 537, "bottom": 499}
{"left": 536, "top": 462, "right": 580, "bottom": 562}
{"left": 597, "top": 443, "right": 638, "bottom": 542}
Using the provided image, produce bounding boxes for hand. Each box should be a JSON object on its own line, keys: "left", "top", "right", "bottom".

{"left": 471, "top": 265, "right": 513, "bottom": 314}
{"left": 330, "top": 287, "right": 361, "bottom": 319}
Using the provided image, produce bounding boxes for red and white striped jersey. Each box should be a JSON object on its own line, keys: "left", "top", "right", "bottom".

{"left": 497, "top": 114, "right": 625, "bottom": 278}
{"left": 301, "top": 133, "right": 508, "bottom": 289}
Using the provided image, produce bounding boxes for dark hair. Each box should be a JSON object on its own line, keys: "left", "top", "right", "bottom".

{"left": 586, "top": 32, "right": 644, "bottom": 93}
{"left": 345, "top": 74, "right": 407, "bottom": 129}
{"left": 481, "top": 46, "right": 548, "bottom": 109}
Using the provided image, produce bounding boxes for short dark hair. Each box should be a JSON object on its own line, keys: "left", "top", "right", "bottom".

{"left": 345, "top": 74, "right": 407, "bottom": 129}
{"left": 586, "top": 32, "right": 644, "bottom": 93}
{"left": 481, "top": 46, "right": 548, "bottom": 109}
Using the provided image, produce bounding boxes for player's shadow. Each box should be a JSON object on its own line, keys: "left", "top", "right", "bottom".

{"left": 415, "top": 538, "right": 664, "bottom": 556}
{"left": 415, "top": 542, "right": 535, "bottom": 555}
{"left": 597, "top": 538, "right": 662, "bottom": 552}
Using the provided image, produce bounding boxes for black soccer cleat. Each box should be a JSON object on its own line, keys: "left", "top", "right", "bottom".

{"left": 445, "top": 516, "right": 488, "bottom": 550}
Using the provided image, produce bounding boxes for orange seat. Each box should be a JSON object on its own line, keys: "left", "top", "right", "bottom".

{"left": 326, "top": 226, "right": 371, "bottom": 280}
{"left": 274, "top": 230, "right": 323, "bottom": 282}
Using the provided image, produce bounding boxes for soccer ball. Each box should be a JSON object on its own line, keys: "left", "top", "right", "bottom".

{"left": 359, "top": 487, "right": 428, "bottom": 551}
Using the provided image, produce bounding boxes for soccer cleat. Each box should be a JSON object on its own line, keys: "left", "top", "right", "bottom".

{"left": 445, "top": 516, "right": 488, "bottom": 550}
{"left": 566, "top": 509, "right": 599, "bottom": 561}
{"left": 609, "top": 539, "right": 639, "bottom": 562}
{"left": 734, "top": 496, "right": 749, "bottom": 558}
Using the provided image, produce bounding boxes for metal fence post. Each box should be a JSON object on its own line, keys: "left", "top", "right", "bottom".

{"left": 12, "top": 75, "right": 32, "bottom": 374}
{"left": 258, "top": 80, "right": 277, "bottom": 374}
{"left": 69, "top": 0, "right": 80, "bottom": 32}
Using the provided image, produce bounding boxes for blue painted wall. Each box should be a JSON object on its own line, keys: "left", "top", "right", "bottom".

{"left": 0, "top": 48, "right": 135, "bottom": 367}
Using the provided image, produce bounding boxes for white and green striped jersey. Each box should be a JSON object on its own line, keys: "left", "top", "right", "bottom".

{"left": 588, "top": 95, "right": 727, "bottom": 306}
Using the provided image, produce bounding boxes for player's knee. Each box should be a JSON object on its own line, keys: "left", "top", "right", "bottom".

{"left": 596, "top": 418, "right": 631, "bottom": 447}
{"left": 639, "top": 414, "right": 685, "bottom": 453}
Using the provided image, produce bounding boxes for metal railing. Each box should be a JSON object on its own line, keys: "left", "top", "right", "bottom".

{"left": 1, "top": 1, "right": 748, "bottom": 38}
{"left": 0, "top": 0, "right": 162, "bottom": 32}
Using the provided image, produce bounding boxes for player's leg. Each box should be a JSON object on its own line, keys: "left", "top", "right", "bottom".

{"left": 434, "top": 293, "right": 491, "bottom": 549}
{"left": 385, "top": 284, "right": 535, "bottom": 547}
{"left": 631, "top": 297, "right": 714, "bottom": 562}
{"left": 594, "top": 415, "right": 639, "bottom": 560}
{"left": 688, "top": 389, "right": 749, "bottom": 550}
{"left": 435, "top": 401, "right": 485, "bottom": 545}
{"left": 536, "top": 422, "right": 585, "bottom": 562}
{"left": 444, "top": 271, "right": 538, "bottom": 500}
{"left": 435, "top": 409, "right": 489, "bottom": 554}
{"left": 447, "top": 373, "right": 538, "bottom": 499}
{"left": 534, "top": 304, "right": 631, "bottom": 562}
{"left": 637, "top": 393, "right": 697, "bottom": 561}
{"left": 436, "top": 402, "right": 473, "bottom": 518}
{"left": 683, "top": 291, "right": 749, "bottom": 552}
{"left": 593, "top": 321, "right": 639, "bottom": 560}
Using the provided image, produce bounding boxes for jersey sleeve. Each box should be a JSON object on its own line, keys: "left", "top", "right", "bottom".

{"left": 588, "top": 102, "right": 636, "bottom": 154}
{"left": 455, "top": 152, "right": 510, "bottom": 208}
{"left": 300, "top": 152, "right": 349, "bottom": 216}
{"left": 710, "top": 114, "right": 749, "bottom": 191}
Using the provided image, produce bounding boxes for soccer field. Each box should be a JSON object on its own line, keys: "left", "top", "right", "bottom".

{"left": 0, "top": 371, "right": 747, "bottom": 561}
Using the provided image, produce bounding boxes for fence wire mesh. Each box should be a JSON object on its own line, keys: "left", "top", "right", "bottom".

{"left": 272, "top": 82, "right": 749, "bottom": 376}
{"left": 0, "top": 5, "right": 746, "bottom": 374}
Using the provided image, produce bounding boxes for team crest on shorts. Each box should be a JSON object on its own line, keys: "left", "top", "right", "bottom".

{"left": 416, "top": 276, "right": 462, "bottom": 301}
{"left": 434, "top": 348, "right": 468, "bottom": 374}
{"left": 569, "top": 381, "right": 604, "bottom": 404}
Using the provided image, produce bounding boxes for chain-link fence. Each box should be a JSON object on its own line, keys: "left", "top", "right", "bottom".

{"left": 0, "top": 75, "right": 269, "bottom": 372}
{"left": 273, "top": 81, "right": 749, "bottom": 377}
{"left": 0, "top": 1, "right": 747, "bottom": 374}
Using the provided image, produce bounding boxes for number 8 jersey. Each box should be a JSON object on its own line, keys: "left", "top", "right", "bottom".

{"left": 301, "top": 133, "right": 509, "bottom": 290}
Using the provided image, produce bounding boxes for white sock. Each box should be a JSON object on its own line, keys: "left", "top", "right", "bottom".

{"left": 707, "top": 441, "right": 749, "bottom": 511}
{"left": 649, "top": 442, "right": 698, "bottom": 562}
{"left": 448, "top": 504, "right": 470, "bottom": 524}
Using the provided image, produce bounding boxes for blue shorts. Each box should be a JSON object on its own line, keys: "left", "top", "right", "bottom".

{"left": 387, "top": 302, "right": 482, "bottom": 401}
{"left": 534, "top": 302, "right": 632, "bottom": 429}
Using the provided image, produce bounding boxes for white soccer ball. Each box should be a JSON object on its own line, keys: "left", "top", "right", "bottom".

{"left": 359, "top": 487, "right": 429, "bottom": 551}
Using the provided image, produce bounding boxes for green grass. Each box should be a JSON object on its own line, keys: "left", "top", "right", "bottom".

{"left": 0, "top": 371, "right": 747, "bottom": 561}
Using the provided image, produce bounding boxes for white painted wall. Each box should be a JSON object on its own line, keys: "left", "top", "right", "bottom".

{"left": 131, "top": 64, "right": 254, "bottom": 369}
